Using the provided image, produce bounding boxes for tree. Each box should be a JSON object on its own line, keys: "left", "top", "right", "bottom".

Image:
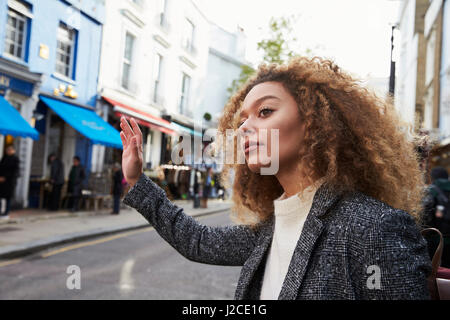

{"left": 228, "top": 15, "right": 312, "bottom": 96}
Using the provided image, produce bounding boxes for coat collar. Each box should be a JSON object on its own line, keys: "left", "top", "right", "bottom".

{"left": 234, "top": 182, "right": 343, "bottom": 300}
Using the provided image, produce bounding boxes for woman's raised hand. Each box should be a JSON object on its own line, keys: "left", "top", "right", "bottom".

{"left": 119, "top": 117, "right": 143, "bottom": 188}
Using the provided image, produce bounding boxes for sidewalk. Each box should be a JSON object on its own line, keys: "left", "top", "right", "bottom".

{"left": 0, "top": 199, "right": 232, "bottom": 260}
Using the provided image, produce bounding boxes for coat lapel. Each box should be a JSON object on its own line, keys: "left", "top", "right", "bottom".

{"left": 277, "top": 183, "right": 342, "bottom": 300}
{"left": 234, "top": 217, "right": 274, "bottom": 300}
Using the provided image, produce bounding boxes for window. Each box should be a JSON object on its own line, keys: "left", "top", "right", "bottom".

{"left": 153, "top": 53, "right": 163, "bottom": 103}
{"left": 157, "top": 0, "right": 167, "bottom": 27}
{"left": 4, "top": 8, "right": 27, "bottom": 60}
{"left": 55, "top": 23, "right": 76, "bottom": 78}
{"left": 181, "top": 18, "right": 195, "bottom": 53}
{"left": 122, "top": 32, "right": 135, "bottom": 90}
{"left": 145, "top": 131, "right": 153, "bottom": 169}
{"left": 179, "top": 73, "right": 191, "bottom": 115}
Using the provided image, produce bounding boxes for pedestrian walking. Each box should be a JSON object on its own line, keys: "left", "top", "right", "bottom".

{"left": 111, "top": 162, "right": 123, "bottom": 214}
{"left": 67, "top": 156, "right": 85, "bottom": 212}
{"left": 423, "top": 166, "right": 450, "bottom": 267}
{"left": 0, "top": 145, "right": 19, "bottom": 218}
{"left": 201, "top": 167, "right": 213, "bottom": 208}
{"left": 48, "top": 153, "right": 65, "bottom": 211}
{"left": 119, "top": 56, "right": 432, "bottom": 299}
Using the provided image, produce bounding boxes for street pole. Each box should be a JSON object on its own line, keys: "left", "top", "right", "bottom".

{"left": 389, "top": 25, "right": 396, "bottom": 97}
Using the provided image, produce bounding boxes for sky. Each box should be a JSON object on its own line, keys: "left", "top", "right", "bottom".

{"left": 194, "top": 0, "right": 401, "bottom": 80}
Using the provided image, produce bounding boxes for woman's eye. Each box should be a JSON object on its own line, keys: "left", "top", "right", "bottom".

{"left": 259, "top": 108, "right": 273, "bottom": 116}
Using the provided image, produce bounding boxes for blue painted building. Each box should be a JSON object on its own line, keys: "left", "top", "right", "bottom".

{"left": 0, "top": 0, "right": 121, "bottom": 209}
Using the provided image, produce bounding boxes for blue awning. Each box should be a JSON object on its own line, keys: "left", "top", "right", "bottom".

{"left": 0, "top": 95, "right": 39, "bottom": 140}
{"left": 171, "top": 122, "right": 203, "bottom": 137}
{"left": 40, "top": 96, "right": 122, "bottom": 149}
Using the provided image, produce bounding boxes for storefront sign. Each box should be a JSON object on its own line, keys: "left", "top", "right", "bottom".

{"left": 0, "top": 72, "right": 34, "bottom": 96}
{"left": 39, "top": 44, "right": 49, "bottom": 59}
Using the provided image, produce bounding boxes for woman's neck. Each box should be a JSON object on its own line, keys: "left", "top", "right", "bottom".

{"left": 275, "top": 163, "right": 314, "bottom": 198}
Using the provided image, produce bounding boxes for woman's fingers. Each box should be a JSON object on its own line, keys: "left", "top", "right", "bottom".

{"left": 130, "top": 118, "right": 142, "bottom": 146}
{"left": 120, "top": 131, "right": 128, "bottom": 148}
{"left": 120, "top": 116, "right": 135, "bottom": 140}
{"left": 130, "top": 136, "right": 140, "bottom": 157}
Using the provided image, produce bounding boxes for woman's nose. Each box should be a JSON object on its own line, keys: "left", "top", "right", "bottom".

{"left": 238, "top": 119, "right": 256, "bottom": 136}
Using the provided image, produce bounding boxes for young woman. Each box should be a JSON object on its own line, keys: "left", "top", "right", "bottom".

{"left": 120, "top": 56, "right": 432, "bottom": 300}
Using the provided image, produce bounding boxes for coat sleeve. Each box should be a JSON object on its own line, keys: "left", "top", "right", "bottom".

{"left": 353, "top": 208, "right": 432, "bottom": 300}
{"left": 122, "top": 173, "right": 260, "bottom": 266}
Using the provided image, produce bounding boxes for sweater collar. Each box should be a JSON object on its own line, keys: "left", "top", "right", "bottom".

{"left": 274, "top": 178, "right": 325, "bottom": 217}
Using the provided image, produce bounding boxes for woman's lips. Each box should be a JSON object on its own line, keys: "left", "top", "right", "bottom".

{"left": 244, "top": 143, "right": 263, "bottom": 154}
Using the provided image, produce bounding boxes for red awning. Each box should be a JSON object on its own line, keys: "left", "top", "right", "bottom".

{"left": 103, "top": 96, "right": 175, "bottom": 135}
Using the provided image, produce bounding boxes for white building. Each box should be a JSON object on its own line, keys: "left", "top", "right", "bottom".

{"left": 395, "top": 0, "right": 450, "bottom": 170}
{"left": 199, "top": 23, "right": 247, "bottom": 124}
{"left": 363, "top": 77, "right": 390, "bottom": 99}
{"left": 96, "top": 0, "right": 212, "bottom": 172}
{"left": 395, "top": 0, "right": 429, "bottom": 128}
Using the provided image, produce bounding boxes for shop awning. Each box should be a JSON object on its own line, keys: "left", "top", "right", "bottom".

{"left": 0, "top": 95, "right": 39, "bottom": 139}
{"left": 40, "top": 96, "right": 122, "bottom": 149}
{"left": 102, "top": 96, "right": 176, "bottom": 135}
{"left": 171, "top": 122, "right": 203, "bottom": 137}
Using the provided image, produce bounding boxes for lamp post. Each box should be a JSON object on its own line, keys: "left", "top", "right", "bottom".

{"left": 389, "top": 24, "right": 397, "bottom": 97}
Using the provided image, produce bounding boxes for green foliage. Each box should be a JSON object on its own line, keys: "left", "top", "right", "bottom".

{"left": 227, "top": 15, "right": 309, "bottom": 97}
{"left": 227, "top": 64, "right": 256, "bottom": 97}
{"left": 257, "top": 16, "right": 297, "bottom": 64}
{"left": 203, "top": 112, "right": 212, "bottom": 121}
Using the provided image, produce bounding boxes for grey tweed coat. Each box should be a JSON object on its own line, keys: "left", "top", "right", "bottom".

{"left": 123, "top": 173, "right": 432, "bottom": 300}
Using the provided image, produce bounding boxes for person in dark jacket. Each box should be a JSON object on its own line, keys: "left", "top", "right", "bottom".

{"left": 68, "top": 156, "right": 85, "bottom": 212}
{"left": 423, "top": 166, "right": 450, "bottom": 267}
{"left": 0, "top": 145, "right": 19, "bottom": 218}
{"left": 111, "top": 162, "right": 123, "bottom": 214}
{"left": 48, "top": 153, "right": 65, "bottom": 211}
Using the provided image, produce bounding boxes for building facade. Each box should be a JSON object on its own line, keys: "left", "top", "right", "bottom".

{"left": 97, "top": 0, "right": 212, "bottom": 175}
{"left": 396, "top": 0, "right": 450, "bottom": 170}
{"left": 395, "top": 0, "right": 430, "bottom": 129}
{"left": 0, "top": 0, "right": 122, "bottom": 209}
{"left": 423, "top": 0, "right": 450, "bottom": 168}
{"left": 199, "top": 23, "right": 246, "bottom": 123}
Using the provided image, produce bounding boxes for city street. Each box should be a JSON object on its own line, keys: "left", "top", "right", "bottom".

{"left": 0, "top": 210, "right": 242, "bottom": 300}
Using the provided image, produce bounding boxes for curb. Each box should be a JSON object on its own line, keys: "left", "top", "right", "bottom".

{"left": 0, "top": 206, "right": 230, "bottom": 260}
{"left": 0, "top": 210, "right": 112, "bottom": 226}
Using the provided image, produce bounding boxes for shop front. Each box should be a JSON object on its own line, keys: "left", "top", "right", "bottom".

{"left": 28, "top": 94, "right": 122, "bottom": 209}
{"left": 0, "top": 57, "right": 43, "bottom": 208}
{"left": 102, "top": 95, "right": 176, "bottom": 173}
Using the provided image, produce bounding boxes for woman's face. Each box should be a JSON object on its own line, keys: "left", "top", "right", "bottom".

{"left": 238, "top": 81, "right": 304, "bottom": 174}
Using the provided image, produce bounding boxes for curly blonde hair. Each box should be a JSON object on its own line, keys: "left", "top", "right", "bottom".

{"left": 217, "top": 56, "right": 425, "bottom": 227}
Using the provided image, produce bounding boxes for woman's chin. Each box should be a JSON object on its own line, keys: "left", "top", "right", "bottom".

{"left": 246, "top": 161, "right": 274, "bottom": 175}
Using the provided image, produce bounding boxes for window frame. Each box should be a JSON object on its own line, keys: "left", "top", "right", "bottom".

{"left": 55, "top": 23, "right": 76, "bottom": 79}
{"left": 4, "top": 8, "right": 28, "bottom": 61}
{"left": 157, "top": 0, "right": 167, "bottom": 27}
{"left": 153, "top": 53, "right": 163, "bottom": 103}
{"left": 181, "top": 18, "right": 195, "bottom": 53}
{"left": 179, "top": 73, "right": 191, "bottom": 115}
{"left": 121, "top": 31, "right": 136, "bottom": 90}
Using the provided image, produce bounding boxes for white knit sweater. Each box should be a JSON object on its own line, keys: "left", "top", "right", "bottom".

{"left": 259, "top": 179, "right": 324, "bottom": 300}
